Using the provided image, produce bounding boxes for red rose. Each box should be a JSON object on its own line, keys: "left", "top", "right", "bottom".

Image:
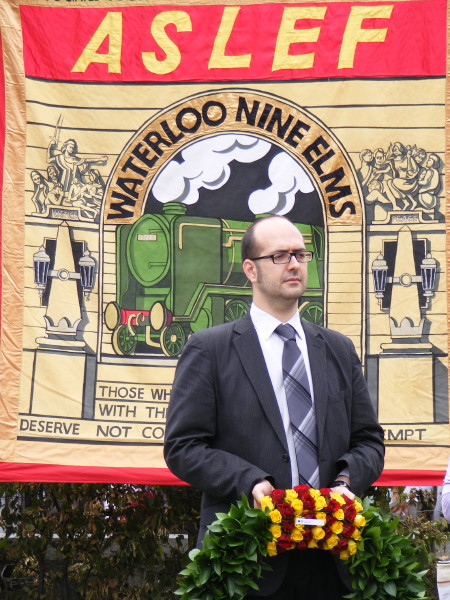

{"left": 271, "top": 489, "right": 286, "bottom": 503}
{"left": 342, "top": 524, "right": 355, "bottom": 538}
{"left": 293, "top": 485, "right": 310, "bottom": 496}
{"left": 278, "top": 503, "right": 295, "bottom": 519}
{"left": 277, "top": 533, "right": 295, "bottom": 550}
{"left": 344, "top": 495, "right": 354, "bottom": 505}
{"left": 320, "top": 487, "right": 332, "bottom": 496}
{"left": 302, "top": 529, "right": 313, "bottom": 542}
{"left": 297, "top": 540, "right": 308, "bottom": 550}
{"left": 282, "top": 520, "right": 295, "bottom": 533}
{"left": 326, "top": 514, "right": 337, "bottom": 526}
{"left": 343, "top": 505, "right": 357, "bottom": 522}
{"left": 302, "top": 494, "right": 316, "bottom": 510}
{"left": 325, "top": 499, "right": 341, "bottom": 513}
{"left": 337, "top": 539, "right": 348, "bottom": 552}
{"left": 324, "top": 528, "right": 332, "bottom": 539}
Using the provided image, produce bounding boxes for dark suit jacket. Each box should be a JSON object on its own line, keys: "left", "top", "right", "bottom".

{"left": 164, "top": 314, "right": 384, "bottom": 595}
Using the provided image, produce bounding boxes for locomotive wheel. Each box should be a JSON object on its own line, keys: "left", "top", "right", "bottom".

{"left": 299, "top": 302, "right": 323, "bottom": 325}
{"left": 112, "top": 325, "right": 137, "bottom": 356}
{"left": 224, "top": 299, "right": 249, "bottom": 322}
{"left": 160, "top": 324, "right": 186, "bottom": 357}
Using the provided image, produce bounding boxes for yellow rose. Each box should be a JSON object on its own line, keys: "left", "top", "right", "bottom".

{"left": 270, "top": 524, "right": 282, "bottom": 539}
{"left": 352, "top": 528, "right": 362, "bottom": 541}
{"left": 285, "top": 489, "right": 298, "bottom": 502}
{"left": 340, "top": 550, "right": 350, "bottom": 561}
{"left": 312, "top": 526, "right": 325, "bottom": 540}
{"left": 353, "top": 514, "right": 366, "bottom": 528}
{"left": 354, "top": 500, "right": 363, "bottom": 513}
{"left": 330, "top": 492, "right": 346, "bottom": 506}
{"left": 315, "top": 512, "right": 326, "bottom": 522}
{"left": 315, "top": 496, "right": 326, "bottom": 511}
{"left": 291, "top": 499, "right": 303, "bottom": 515}
{"left": 308, "top": 539, "right": 318, "bottom": 549}
{"left": 333, "top": 509, "right": 345, "bottom": 521}
{"left": 267, "top": 541, "right": 278, "bottom": 556}
{"left": 348, "top": 539, "right": 357, "bottom": 555}
{"left": 291, "top": 527, "right": 304, "bottom": 542}
{"left": 260, "top": 496, "right": 274, "bottom": 513}
{"left": 268, "top": 510, "right": 282, "bottom": 523}
{"left": 331, "top": 521, "right": 344, "bottom": 534}
{"left": 324, "top": 533, "right": 339, "bottom": 549}
{"left": 309, "top": 489, "right": 321, "bottom": 499}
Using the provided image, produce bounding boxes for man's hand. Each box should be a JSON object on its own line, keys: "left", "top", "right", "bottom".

{"left": 330, "top": 476, "right": 355, "bottom": 500}
{"left": 331, "top": 485, "right": 355, "bottom": 500}
{"left": 252, "top": 479, "right": 275, "bottom": 509}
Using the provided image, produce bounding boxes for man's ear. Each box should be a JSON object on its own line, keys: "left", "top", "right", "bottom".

{"left": 242, "top": 258, "right": 257, "bottom": 283}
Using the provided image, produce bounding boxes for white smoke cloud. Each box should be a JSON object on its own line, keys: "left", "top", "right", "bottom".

{"left": 152, "top": 134, "right": 315, "bottom": 215}
{"left": 152, "top": 134, "right": 271, "bottom": 205}
{"left": 248, "top": 152, "right": 315, "bottom": 215}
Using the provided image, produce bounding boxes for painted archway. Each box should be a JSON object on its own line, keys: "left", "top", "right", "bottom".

{"left": 100, "top": 89, "right": 366, "bottom": 358}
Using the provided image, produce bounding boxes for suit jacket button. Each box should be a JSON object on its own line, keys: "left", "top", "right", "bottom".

{"left": 282, "top": 453, "right": 289, "bottom": 462}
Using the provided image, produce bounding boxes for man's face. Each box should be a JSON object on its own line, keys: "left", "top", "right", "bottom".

{"left": 244, "top": 218, "right": 308, "bottom": 308}
{"left": 374, "top": 151, "right": 384, "bottom": 167}
{"left": 415, "top": 150, "right": 426, "bottom": 165}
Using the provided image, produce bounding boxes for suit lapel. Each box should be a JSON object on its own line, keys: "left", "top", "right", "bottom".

{"left": 303, "top": 321, "right": 328, "bottom": 449}
{"left": 233, "top": 315, "right": 288, "bottom": 449}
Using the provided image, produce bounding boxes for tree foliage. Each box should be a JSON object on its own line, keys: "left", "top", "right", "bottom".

{"left": 0, "top": 483, "right": 201, "bottom": 599}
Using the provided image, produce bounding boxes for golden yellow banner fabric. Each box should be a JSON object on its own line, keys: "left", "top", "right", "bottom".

{"left": 0, "top": 0, "right": 448, "bottom": 484}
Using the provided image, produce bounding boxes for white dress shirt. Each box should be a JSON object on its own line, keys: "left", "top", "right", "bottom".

{"left": 441, "top": 458, "right": 450, "bottom": 521}
{"left": 250, "top": 303, "right": 315, "bottom": 486}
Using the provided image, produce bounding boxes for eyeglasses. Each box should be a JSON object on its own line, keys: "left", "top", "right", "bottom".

{"left": 250, "top": 251, "right": 314, "bottom": 264}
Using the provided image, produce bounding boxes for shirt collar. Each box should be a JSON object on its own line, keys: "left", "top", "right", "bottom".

{"left": 250, "top": 303, "right": 305, "bottom": 341}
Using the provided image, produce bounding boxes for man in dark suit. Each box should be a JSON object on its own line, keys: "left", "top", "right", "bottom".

{"left": 164, "top": 215, "right": 384, "bottom": 599}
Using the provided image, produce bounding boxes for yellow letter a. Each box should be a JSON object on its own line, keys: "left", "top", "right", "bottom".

{"left": 72, "top": 12, "right": 122, "bottom": 74}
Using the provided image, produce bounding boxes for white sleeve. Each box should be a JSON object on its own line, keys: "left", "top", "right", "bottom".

{"left": 440, "top": 457, "right": 450, "bottom": 522}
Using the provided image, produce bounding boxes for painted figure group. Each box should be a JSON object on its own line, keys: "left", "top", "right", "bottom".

{"left": 358, "top": 142, "right": 440, "bottom": 212}
{"left": 30, "top": 136, "right": 107, "bottom": 220}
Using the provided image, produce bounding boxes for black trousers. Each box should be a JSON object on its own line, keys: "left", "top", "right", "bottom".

{"left": 245, "top": 549, "right": 349, "bottom": 600}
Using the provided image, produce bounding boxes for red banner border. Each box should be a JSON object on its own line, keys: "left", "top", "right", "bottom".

{"left": 0, "top": 463, "right": 444, "bottom": 487}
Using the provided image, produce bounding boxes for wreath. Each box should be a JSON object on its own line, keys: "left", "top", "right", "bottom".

{"left": 175, "top": 487, "right": 429, "bottom": 600}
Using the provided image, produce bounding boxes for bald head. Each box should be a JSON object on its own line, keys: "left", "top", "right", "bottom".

{"left": 241, "top": 216, "right": 294, "bottom": 262}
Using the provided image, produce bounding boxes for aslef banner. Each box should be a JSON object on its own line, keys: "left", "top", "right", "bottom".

{"left": 0, "top": 0, "right": 447, "bottom": 484}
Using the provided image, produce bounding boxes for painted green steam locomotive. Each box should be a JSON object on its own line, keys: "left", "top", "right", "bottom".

{"left": 104, "top": 203, "right": 324, "bottom": 357}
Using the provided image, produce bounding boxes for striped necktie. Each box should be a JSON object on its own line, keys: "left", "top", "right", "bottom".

{"left": 275, "top": 324, "right": 319, "bottom": 488}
